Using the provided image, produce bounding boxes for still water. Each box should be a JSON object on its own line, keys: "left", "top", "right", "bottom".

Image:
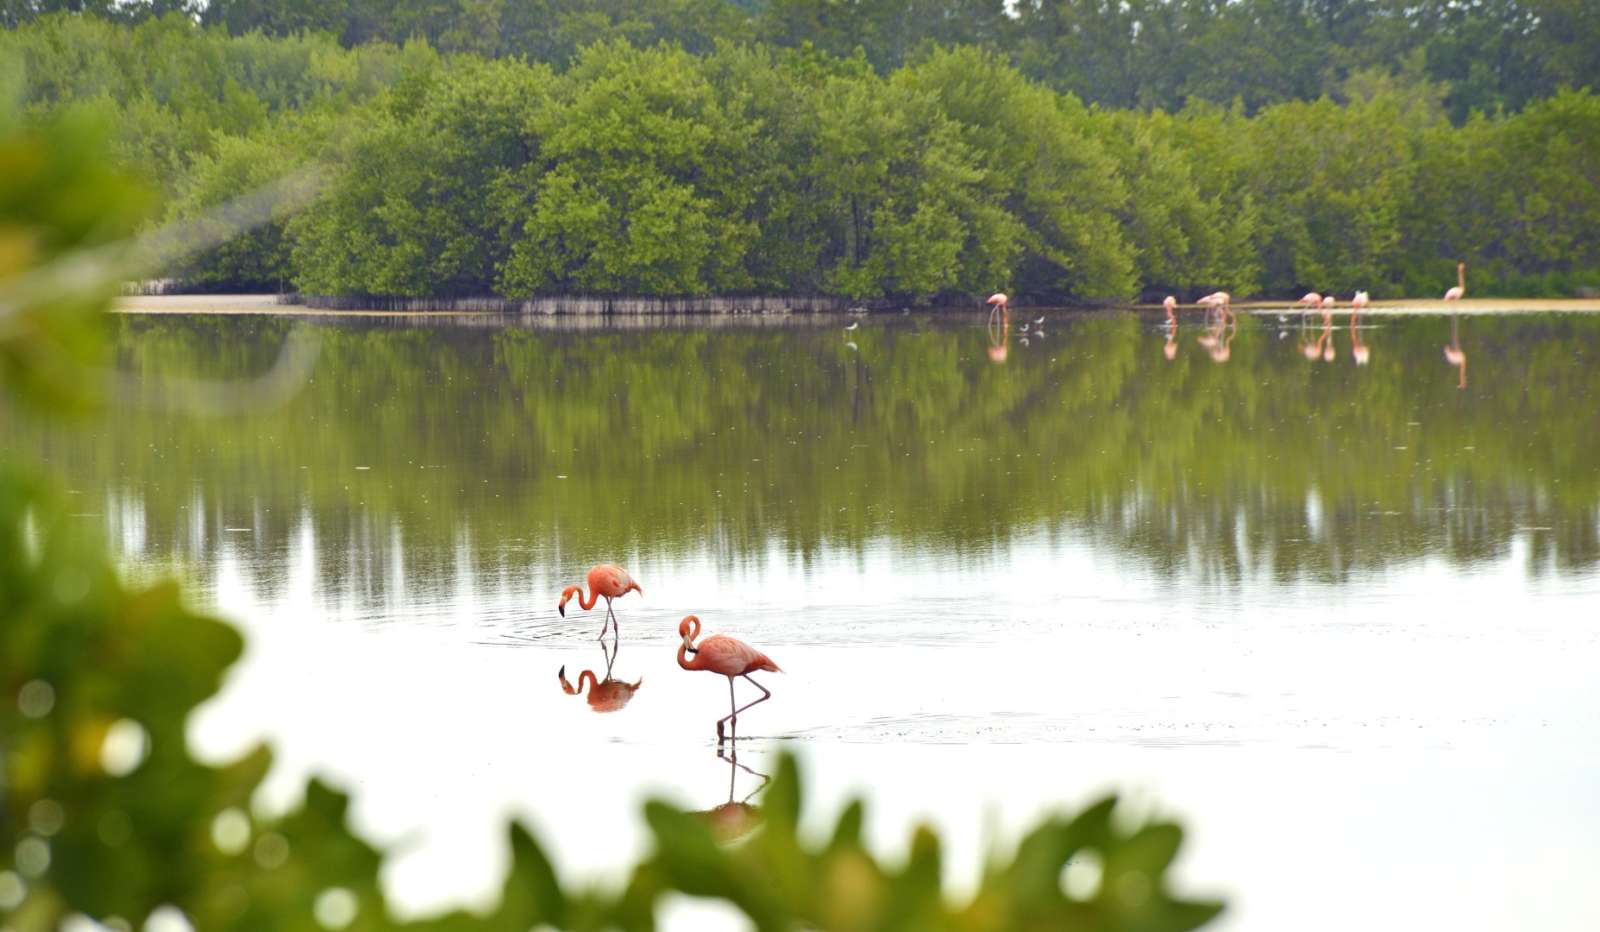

{"left": 19, "top": 310, "right": 1600, "bottom": 929}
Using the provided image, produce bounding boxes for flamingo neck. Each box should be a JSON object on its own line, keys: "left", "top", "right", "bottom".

{"left": 677, "top": 616, "right": 702, "bottom": 670}
{"left": 1458, "top": 265, "right": 1465, "bottom": 290}
{"left": 562, "top": 584, "right": 598, "bottom": 612}
{"left": 578, "top": 670, "right": 598, "bottom": 694}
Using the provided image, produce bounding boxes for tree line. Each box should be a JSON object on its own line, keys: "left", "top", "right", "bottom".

{"left": 9, "top": 0, "right": 1597, "bottom": 120}
{"left": 3, "top": 12, "right": 1598, "bottom": 300}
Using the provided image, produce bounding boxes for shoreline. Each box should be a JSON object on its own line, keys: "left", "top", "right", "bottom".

{"left": 112, "top": 294, "right": 1600, "bottom": 317}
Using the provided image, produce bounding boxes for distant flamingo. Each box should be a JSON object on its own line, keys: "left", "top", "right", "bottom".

{"left": 1197, "top": 291, "right": 1232, "bottom": 327}
{"left": 1444, "top": 262, "right": 1466, "bottom": 301}
{"left": 985, "top": 292, "right": 1008, "bottom": 315}
{"left": 677, "top": 615, "right": 780, "bottom": 743}
{"left": 557, "top": 563, "right": 642, "bottom": 641}
{"left": 1352, "top": 290, "right": 1369, "bottom": 312}
{"left": 1321, "top": 294, "right": 1336, "bottom": 310}
{"left": 1295, "top": 292, "right": 1322, "bottom": 310}
{"left": 1163, "top": 295, "right": 1177, "bottom": 317}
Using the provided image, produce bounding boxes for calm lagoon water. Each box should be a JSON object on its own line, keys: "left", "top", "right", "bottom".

{"left": 19, "top": 309, "right": 1600, "bottom": 930}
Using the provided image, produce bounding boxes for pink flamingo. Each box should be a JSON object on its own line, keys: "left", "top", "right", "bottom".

{"left": 1321, "top": 294, "right": 1336, "bottom": 310}
{"left": 985, "top": 292, "right": 1008, "bottom": 315}
{"left": 557, "top": 563, "right": 642, "bottom": 641}
{"left": 1163, "top": 295, "right": 1177, "bottom": 317}
{"left": 677, "top": 615, "right": 781, "bottom": 742}
{"left": 1197, "top": 291, "right": 1232, "bottom": 327}
{"left": 1295, "top": 292, "right": 1322, "bottom": 310}
{"left": 1351, "top": 290, "right": 1369, "bottom": 312}
{"left": 1444, "top": 262, "right": 1466, "bottom": 301}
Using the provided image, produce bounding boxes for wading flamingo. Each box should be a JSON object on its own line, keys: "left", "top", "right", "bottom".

{"left": 677, "top": 615, "right": 780, "bottom": 743}
{"left": 1197, "top": 291, "right": 1232, "bottom": 327}
{"left": 1444, "top": 262, "right": 1466, "bottom": 301}
{"left": 1321, "top": 294, "right": 1336, "bottom": 311}
{"left": 1163, "top": 295, "right": 1177, "bottom": 317}
{"left": 558, "top": 641, "right": 642, "bottom": 713}
{"left": 1296, "top": 292, "right": 1322, "bottom": 310}
{"left": 558, "top": 563, "right": 642, "bottom": 641}
{"left": 985, "top": 292, "right": 1008, "bottom": 319}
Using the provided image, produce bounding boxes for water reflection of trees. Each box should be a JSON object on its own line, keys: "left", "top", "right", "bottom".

{"left": 9, "top": 313, "right": 1600, "bottom": 605}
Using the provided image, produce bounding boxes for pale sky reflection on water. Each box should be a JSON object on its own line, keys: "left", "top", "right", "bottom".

{"left": 167, "top": 516, "right": 1600, "bottom": 932}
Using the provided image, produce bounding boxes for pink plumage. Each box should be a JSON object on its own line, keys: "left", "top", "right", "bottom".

{"left": 692, "top": 635, "right": 781, "bottom": 676}
{"left": 676, "top": 615, "right": 781, "bottom": 742}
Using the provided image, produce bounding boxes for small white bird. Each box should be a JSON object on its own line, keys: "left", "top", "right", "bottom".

{"left": 845, "top": 341, "right": 858, "bottom": 351}
{"left": 844, "top": 321, "right": 859, "bottom": 331}
{"left": 1033, "top": 316, "right": 1045, "bottom": 325}
{"left": 1020, "top": 337, "right": 1030, "bottom": 347}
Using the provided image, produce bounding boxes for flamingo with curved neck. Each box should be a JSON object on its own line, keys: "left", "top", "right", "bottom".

{"left": 557, "top": 563, "right": 642, "bottom": 642}
{"left": 677, "top": 615, "right": 781, "bottom": 743}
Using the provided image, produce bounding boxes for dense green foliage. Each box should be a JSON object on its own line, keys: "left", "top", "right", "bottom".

{"left": 11, "top": 0, "right": 1594, "bottom": 120}
{"left": 0, "top": 96, "right": 1228, "bottom": 932}
{"left": 3, "top": 9, "right": 1598, "bottom": 300}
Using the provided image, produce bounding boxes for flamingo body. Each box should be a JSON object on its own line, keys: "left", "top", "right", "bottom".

{"left": 1296, "top": 292, "right": 1322, "bottom": 308}
{"left": 1444, "top": 262, "right": 1466, "bottom": 301}
{"left": 558, "top": 562, "right": 642, "bottom": 641}
{"left": 685, "top": 634, "right": 781, "bottom": 677}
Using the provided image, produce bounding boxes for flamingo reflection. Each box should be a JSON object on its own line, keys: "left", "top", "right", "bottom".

{"left": 1300, "top": 308, "right": 1333, "bottom": 362}
{"left": 694, "top": 747, "right": 769, "bottom": 844}
{"left": 986, "top": 306, "right": 1010, "bottom": 364}
{"left": 1195, "top": 306, "right": 1235, "bottom": 363}
{"left": 1162, "top": 296, "right": 1179, "bottom": 360}
{"left": 558, "top": 640, "right": 642, "bottom": 713}
{"left": 1445, "top": 315, "right": 1467, "bottom": 388}
{"left": 1350, "top": 291, "right": 1371, "bottom": 366}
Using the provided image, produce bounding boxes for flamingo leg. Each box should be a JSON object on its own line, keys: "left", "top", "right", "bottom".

{"left": 716, "top": 676, "right": 737, "bottom": 743}
{"left": 716, "top": 676, "right": 775, "bottom": 743}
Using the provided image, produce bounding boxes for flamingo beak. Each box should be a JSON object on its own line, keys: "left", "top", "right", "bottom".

{"left": 558, "top": 602, "right": 566, "bottom": 617}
